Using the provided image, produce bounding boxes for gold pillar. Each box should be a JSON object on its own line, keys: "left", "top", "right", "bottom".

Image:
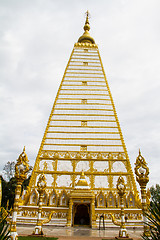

{"left": 33, "top": 174, "right": 46, "bottom": 235}
{"left": 91, "top": 198, "right": 96, "bottom": 228}
{"left": 117, "top": 176, "right": 129, "bottom": 238}
{"left": 10, "top": 179, "right": 23, "bottom": 234}
{"left": 10, "top": 147, "right": 29, "bottom": 240}
{"left": 140, "top": 185, "right": 149, "bottom": 235}
{"left": 36, "top": 192, "right": 43, "bottom": 230}
{"left": 67, "top": 199, "right": 73, "bottom": 227}
{"left": 135, "top": 150, "right": 150, "bottom": 237}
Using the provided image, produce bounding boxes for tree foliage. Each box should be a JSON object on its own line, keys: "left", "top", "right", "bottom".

{"left": 3, "top": 161, "right": 32, "bottom": 182}
{"left": 150, "top": 184, "right": 160, "bottom": 203}
{"left": 0, "top": 207, "right": 10, "bottom": 240}
{"left": 1, "top": 176, "right": 16, "bottom": 209}
{"left": 1, "top": 174, "right": 32, "bottom": 209}
{"left": 1, "top": 161, "right": 33, "bottom": 209}
{"left": 3, "top": 161, "right": 15, "bottom": 182}
{"left": 142, "top": 184, "right": 160, "bottom": 240}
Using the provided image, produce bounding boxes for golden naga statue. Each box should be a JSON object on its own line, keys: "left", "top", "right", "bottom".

{"left": 135, "top": 150, "right": 149, "bottom": 185}
{"left": 15, "top": 147, "right": 29, "bottom": 181}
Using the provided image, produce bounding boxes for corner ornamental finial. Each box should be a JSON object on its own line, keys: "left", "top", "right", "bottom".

{"left": 78, "top": 11, "right": 95, "bottom": 44}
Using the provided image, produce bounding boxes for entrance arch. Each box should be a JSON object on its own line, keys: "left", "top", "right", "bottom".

{"left": 74, "top": 203, "right": 90, "bottom": 226}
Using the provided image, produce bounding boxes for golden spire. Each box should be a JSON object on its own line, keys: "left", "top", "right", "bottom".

{"left": 76, "top": 171, "right": 89, "bottom": 188}
{"left": 84, "top": 10, "right": 90, "bottom": 32}
{"left": 23, "top": 146, "right": 26, "bottom": 153}
{"left": 78, "top": 11, "right": 95, "bottom": 44}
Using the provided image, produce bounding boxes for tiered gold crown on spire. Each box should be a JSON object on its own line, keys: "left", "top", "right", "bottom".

{"left": 78, "top": 11, "right": 95, "bottom": 44}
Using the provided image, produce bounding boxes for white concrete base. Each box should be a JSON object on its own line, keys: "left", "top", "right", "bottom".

{"left": 10, "top": 231, "right": 18, "bottom": 240}
{"left": 119, "top": 228, "right": 128, "bottom": 238}
{"left": 33, "top": 225, "right": 43, "bottom": 235}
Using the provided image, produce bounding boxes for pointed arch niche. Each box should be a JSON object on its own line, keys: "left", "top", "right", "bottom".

{"left": 107, "top": 191, "right": 116, "bottom": 207}
{"left": 42, "top": 191, "right": 48, "bottom": 206}
{"left": 59, "top": 190, "right": 68, "bottom": 207}
{"left": 117, "top": 193, "right": 127, "bottom": 208}
{"left": 49, "top": 189, "right": 58, "bottom": 206}
{"left": 29, "top": 189, "right": 38, "bottom": 205}
{"left": 97, "top": 191, "right": 106, "bottom": 207}
{"left": 127, "top": 192, "right": 135, "bottom": 207}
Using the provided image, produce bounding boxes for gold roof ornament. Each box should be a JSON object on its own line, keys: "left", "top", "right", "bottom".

{"left": 15, "top": 146, "right": 29, "bottom": 181}
{"left": 135, "top": 149, "right": 149, "bottom": 186}
{"left": 78, "top": 11, "right": 95, "bottom": 44}
{"left": 37, "top": 174, "right": 47, "bottom": 195}
{"left": 70, "top": 171, "right": 94, "bottom": 199}
{"left": 75, "top": 171, "right": 89, "bottom": 189}
{"left": 116, "top": 176, "right": 126, "bottom": 197}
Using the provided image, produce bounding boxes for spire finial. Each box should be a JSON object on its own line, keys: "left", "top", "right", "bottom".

{"left": 86, "top": 10, "right": 89, "bottom": 17}
{"left": 84, "top": 10, "right": 90, "bottom": 32}
{"left": 78, "top": 11, "right": 95, "bottom": 44}
{"left": 85, "top": 10, "right": 89, "bottom": 22}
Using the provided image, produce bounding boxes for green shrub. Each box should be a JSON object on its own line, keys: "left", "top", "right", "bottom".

{"left": 142, "top": 197, "right": 160, "bottom": 239}
{"left": 0, "top": 207, "right": 10, "bottom": 240}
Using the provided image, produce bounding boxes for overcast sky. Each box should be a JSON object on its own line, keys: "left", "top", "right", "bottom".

{"left": 0, "top": 0, "right": 160, "bottom": 188}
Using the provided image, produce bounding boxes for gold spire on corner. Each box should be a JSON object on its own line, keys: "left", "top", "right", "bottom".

{"left": 78, "top": 11, "right": 95, "bottom": 44}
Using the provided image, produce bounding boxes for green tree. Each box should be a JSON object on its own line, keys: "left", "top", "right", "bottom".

{"left": 0, "top": 207, "right": 10, "bottom": 240}
{"left": 1, "top": 161, "right": 33, "bottom": 209}
{"left": 142, "top": 184, "right": 160, "bottom": 240}
{"left": 3, "top": 161, "right": 32, "bottom": 182}
{"left": 22, "top": 176, "right": 31, "bottom": 192}
{"left": 150, "top": 184, "right": 160, "bottom": 203}
{"left": 3, "top": 161, "right": 15, "bottom": 182}
{"left": 1, "top": 176, "right": 16, "bottom": 209}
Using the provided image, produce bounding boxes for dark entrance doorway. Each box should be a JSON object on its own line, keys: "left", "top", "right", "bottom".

{"left": 74, "top": 203, "right": 90, "bottom": 226}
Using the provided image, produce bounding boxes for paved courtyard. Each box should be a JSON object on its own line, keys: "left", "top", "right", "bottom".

{"left": 17, "top": 224, "right": 143, "bottom": 239}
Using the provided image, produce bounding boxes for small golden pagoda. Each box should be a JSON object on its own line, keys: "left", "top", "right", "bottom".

{"left": 20, "top": 12, "right": 142, "bottom": 228}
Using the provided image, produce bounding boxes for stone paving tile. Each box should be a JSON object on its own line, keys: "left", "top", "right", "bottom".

{"left": 17, "top": 224, "right": 142, "bottom": 240}
{"left": 57, "top": 237, "right": 109, "bottom": 240}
